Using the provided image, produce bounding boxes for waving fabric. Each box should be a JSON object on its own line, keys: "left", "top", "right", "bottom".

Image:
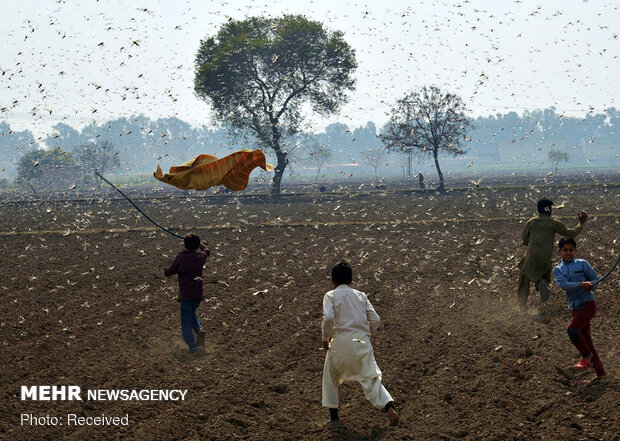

{"left": 154, "top": 149, "right": 274, "bottom": 191}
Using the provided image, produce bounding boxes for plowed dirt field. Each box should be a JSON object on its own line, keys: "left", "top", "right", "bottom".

{"left": 1, "top": 184, "right": 618, "bottom": 440}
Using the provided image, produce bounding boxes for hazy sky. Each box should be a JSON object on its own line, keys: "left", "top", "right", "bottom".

{"left": 1, "top": 0, "right": 619, "bottom": 140}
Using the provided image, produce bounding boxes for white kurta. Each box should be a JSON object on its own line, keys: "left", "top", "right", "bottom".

{"left": 321, "top": 285, "right": 393, "bottom": 409}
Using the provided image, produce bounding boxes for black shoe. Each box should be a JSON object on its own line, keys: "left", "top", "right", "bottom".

{"left": 196, "top": 329, "right": 206, "bottom": 346}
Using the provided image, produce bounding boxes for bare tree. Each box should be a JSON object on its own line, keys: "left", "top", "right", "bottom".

{"left": 361, "top": 147, "right": 385, "bottom": 185}
{"left": 306, "top": 141, "right": 332, "bottom": 186}
{"left": 548, "top": 149, "right": 569, "bottom": 175}
{"left": 72, "top": 140, "right": 120, "bottom": 187}
{"left": 381, "top": 86, "right": 471, "bottom": 191}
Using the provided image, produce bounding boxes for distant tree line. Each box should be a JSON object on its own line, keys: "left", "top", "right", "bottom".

{"left": 467, "top": 107, "right": 619, "bottom": 165}
{"left": 1, "top": 106, "right": 618, "bottom": 189}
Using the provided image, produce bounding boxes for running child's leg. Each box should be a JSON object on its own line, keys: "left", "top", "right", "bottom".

{"left": 358, "top": 377, "right": 393, "bottom": 410}
{"left": 535, "top": 278, "right": 549, "bottom": 302}
{"left": 580, "top": 321, "right": 606, "bottom": 377}
{"left": 567, "top": 307, "right": 594, "bottom": 358}
{"left": 322, "top": 356, "right": 340, "bottom": 410}
{"left": 180, "top": 301, "right": 198, "bottom": 353}
{"left": 358, "top": 378, "right": 399, "bottom": 425}
{"left": 191, "top": 299, "right": 207, "bottom": 346}
{"left": 517, "top": 274, "right": 530, "bottom": 310}
{"left": 191, "top": 299, "right": 202, "bottom": 333}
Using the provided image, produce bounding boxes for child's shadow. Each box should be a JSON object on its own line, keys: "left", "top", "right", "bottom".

{"left": 325, "top": 422, "right": 387, "bottom": 441}
{"left": 535, "top": 307, "right": 564, "bottom": 325}
{"left": 579, "top": 377, "right": 620, "bottom": 401}
{"left": 170, "top": 342, "right": 217, "bottom": 363}
{"left": 171, "top": 349, "right": 204, "bottom": 363}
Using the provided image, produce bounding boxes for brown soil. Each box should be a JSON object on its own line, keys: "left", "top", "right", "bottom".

{"left": 1, "top": 185, "right": 619, "bottom": 440}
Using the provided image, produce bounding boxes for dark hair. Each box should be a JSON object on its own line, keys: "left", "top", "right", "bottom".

{"left": 558, "top": 237, "right": 577, "bottom": 250}
{"left": 537, "top": 198, "right": 553, "bottom": 215}
{"left": 332, "top": 261, "right": 353, "bottom": 285}
{"left": 184, "top": 233, "right": 201, "bottom": 251}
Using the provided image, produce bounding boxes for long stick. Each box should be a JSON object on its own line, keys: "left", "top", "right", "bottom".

{"left": 594, "top": 253, "right": 620, "bottom": 286}
{"left": 95, "top": 171, "right": 183, "bottom": 239}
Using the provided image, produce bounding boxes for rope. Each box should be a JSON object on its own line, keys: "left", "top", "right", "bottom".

{"left": 95, "top": 171, "right": 183, "bottom": 239}
{"left": 594, "top": 253, "right": 620, "bottom": 286}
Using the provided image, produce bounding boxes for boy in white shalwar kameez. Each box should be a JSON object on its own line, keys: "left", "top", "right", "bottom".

{"left": 321, "top": 262, "right": 399, "bottom": 425}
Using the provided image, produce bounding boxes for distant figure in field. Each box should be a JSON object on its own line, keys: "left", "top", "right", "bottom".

{"left": 517, "top": 198, "right": 587, "bottom": 311}
{"left": 164, "top": 233, "right": 210, "bottom": 353}
{"left": 553, "top": 237, "right": 606, "bottom": 383}
{"left": 418, "top": 172, "right": 425, "bottom": 189}
{"left": 321, "top": 262, "right": 399, "bottom": 426}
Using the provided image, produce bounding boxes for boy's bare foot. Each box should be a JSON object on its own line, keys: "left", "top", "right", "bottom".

{"left": 583, "top": 374, "right": 606, "bottom": 384}
{"left": 196, "top": 329, "right": 206, "bottom": 346}
{"left": 387, "top": 407, "right": 399, "bottom": 426}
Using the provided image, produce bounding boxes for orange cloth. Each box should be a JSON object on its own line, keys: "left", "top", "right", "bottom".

{"left": 153, "top": 149, "right": 274, "bottom": 191}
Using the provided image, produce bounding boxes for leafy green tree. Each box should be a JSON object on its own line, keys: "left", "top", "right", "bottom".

{"left": 381, "top": 86, "right": 471, "bottom": 191}
{"left": 194, "top": 14, "right": 357, "bottom": 197}
{"left": 44, "top": 122, "right": 82, "bottom": 150}
{"left": 72, "top": 140, "right": 120, "bottom": 186}
{"left": 16, "top": 148, "right": 76, "bottom": 192}
{"left": 0, "top": 121, "right": 38, "bottom": 177}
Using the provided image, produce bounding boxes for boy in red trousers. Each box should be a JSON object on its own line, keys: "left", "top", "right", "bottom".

{"left": 552, "top": 237, "right": 606, "bottom": 383}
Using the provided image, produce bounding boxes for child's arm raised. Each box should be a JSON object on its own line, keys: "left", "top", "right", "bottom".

{"left": 553, "top": 212, "right": 586, "bottom": 237}
{"left": 578, "top": 211, "right": 588, "bottom": 224}
{"left": 199, "top": 242, "right": 210, "bottom": 257}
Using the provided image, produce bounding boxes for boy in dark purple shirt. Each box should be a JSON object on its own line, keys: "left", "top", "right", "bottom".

{"left": 165, "top": 233, "right": 210, "bottom": 353}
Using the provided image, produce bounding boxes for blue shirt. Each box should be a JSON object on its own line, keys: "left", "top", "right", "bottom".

{"left": 552, "top": 258, "right": 596, "bottom": 309}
